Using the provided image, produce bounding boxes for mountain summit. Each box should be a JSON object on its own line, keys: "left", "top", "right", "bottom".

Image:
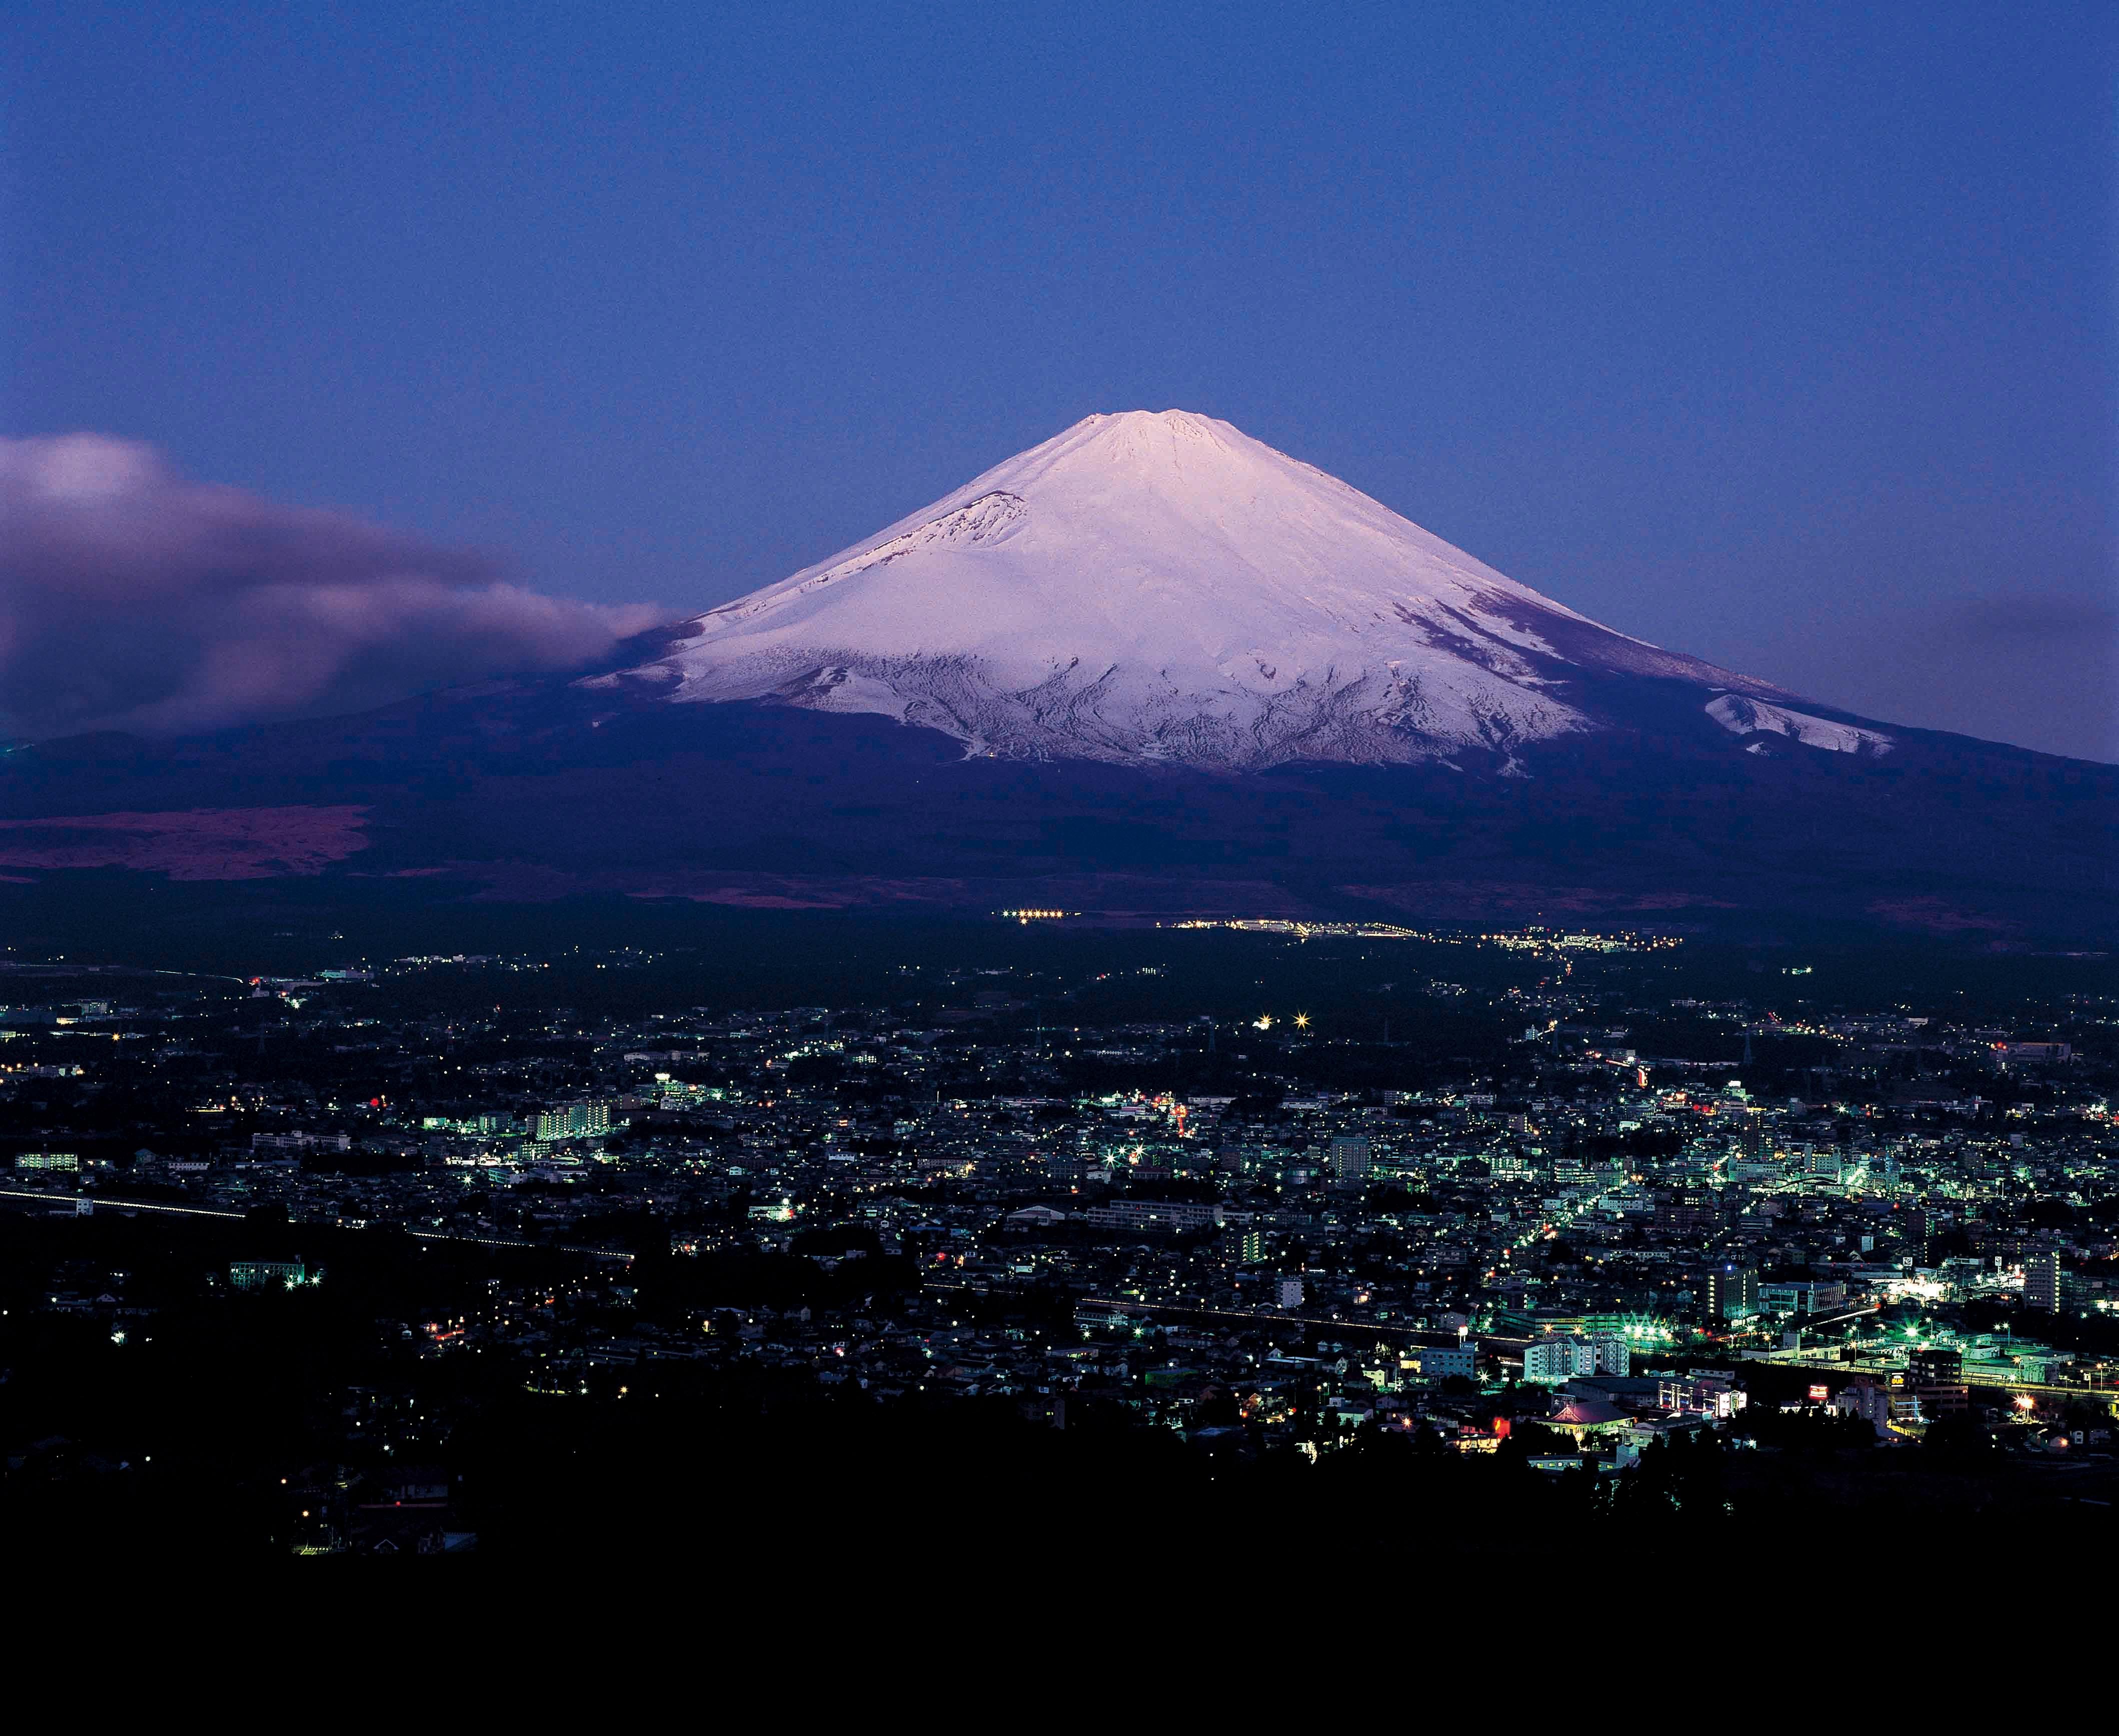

{"left": 605, "top": 410, "right": 1874, "bottom": 768}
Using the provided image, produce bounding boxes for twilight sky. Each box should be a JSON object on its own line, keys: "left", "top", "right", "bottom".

{"left": 4, "top": 2, "right": 2114, "bottom": 757}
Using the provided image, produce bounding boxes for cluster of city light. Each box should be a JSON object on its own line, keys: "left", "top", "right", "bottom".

{"left": 998, "top": 908, "right": 1073, "bottom": 922}
{"left": 1171, "top": 919, "right": 1425, "bottom": 940}
{"left": 1476, "top": 928, "right": 1681, "bottom": 954}
{"left": 1167, "top": 918, "right": 1681, "bottom": 953}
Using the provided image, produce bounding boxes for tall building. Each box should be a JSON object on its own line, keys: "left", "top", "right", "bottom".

{"left": 1702, "top": 1263, "right": 1759, "bottom": 1322}
{"left": 1240, "top": 1228, "right": 1266, "bottom": 1265}
{"left": 2024, "top": 1250, "right": 2063, "bottom": 1314}
{"left": 1275, "top": 1276, "right": 1305, "bottom": 1310}
{"left": 1907, "top": 1346, "right": 1968, "bottom": 1418}
{"left": 1328, "top": 1136, "right": 1371, "bottom": 1181}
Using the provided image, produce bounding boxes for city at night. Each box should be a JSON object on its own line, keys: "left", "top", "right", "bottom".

{"left": 0, "top": 900, "right": 2114, "bottom": 1558}
{"left": 2, "top": 5, "right": 2113, "bottom": 1572}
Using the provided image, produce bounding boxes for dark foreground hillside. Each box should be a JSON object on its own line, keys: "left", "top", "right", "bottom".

{"left": 4, "top": 1204, "right": 2115, "bottom": 1566}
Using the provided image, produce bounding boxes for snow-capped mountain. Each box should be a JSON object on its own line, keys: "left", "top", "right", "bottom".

{"left": 602, "top": 410, "right": 1861, "bottom": 768}
{"left": 6, "top": 406, "right": 2107, "bottom": 940}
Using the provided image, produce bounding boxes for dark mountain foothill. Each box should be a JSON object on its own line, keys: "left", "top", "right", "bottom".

{"left": 0, "top": 670, "right": 2110, "bottom": 948}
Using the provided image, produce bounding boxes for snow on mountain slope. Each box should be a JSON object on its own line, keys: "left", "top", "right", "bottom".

{"left": 603, "top": 410, "right": 1792, "bottom": 768}
{"left": 1706, "top": 693, "right": 1892, "bottom": 754}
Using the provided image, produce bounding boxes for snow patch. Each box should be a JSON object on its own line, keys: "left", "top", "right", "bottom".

{"left": 1706, "top": 694, "right": 1892, "bottom": 754}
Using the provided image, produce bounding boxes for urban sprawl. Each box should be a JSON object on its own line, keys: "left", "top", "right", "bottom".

{"left": 2, "top": 926, "right": 2115, "bottom": 1552}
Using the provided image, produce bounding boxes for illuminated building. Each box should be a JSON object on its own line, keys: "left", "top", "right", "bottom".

{"left": 1523, "top": 1335, "right": 1629, "bottom": 1384}
{"left": 1759, "top": 1280, "right": 1846, "bottom": 1316}
{"left": 535, "top": 1101, "right": 612, "bottom": 1142}
{"left": 1702, "top": 1263, "right": 1759, "bottom": 1322}
{"left": 2024, "top": 1250, "right": 2063, "bottom": 1314}
{"left": 13, "top": 1150, "right": 79, "bottom": 1172}
{"left": 230, "top": 1259, "right": 309, "bottom": 1292}
{"left": 1083, "top": 1198, "right": 1223, "bottom": 1232}
{"left": 1544, "top": 1396, "right": 1630, "bottom": 1444}
{"left": 1659, "top": 1374, "right": 1746, "bottom": 1419}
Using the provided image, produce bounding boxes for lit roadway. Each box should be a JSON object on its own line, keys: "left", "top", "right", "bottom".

{"left": 0, "top": 1186, "right": 636, "bottom": 1264}
{"left": 1071, "top": 1292, "right": 1468, "bottom": 1348}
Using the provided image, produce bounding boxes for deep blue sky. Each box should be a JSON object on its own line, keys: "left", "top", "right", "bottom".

{"left": 6, "top": 2, "right": 2115, "bottom": 757}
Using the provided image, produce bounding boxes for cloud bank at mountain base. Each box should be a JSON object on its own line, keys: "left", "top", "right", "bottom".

{"left": 0, "top": 434, "right": 664, "bottom": 738}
